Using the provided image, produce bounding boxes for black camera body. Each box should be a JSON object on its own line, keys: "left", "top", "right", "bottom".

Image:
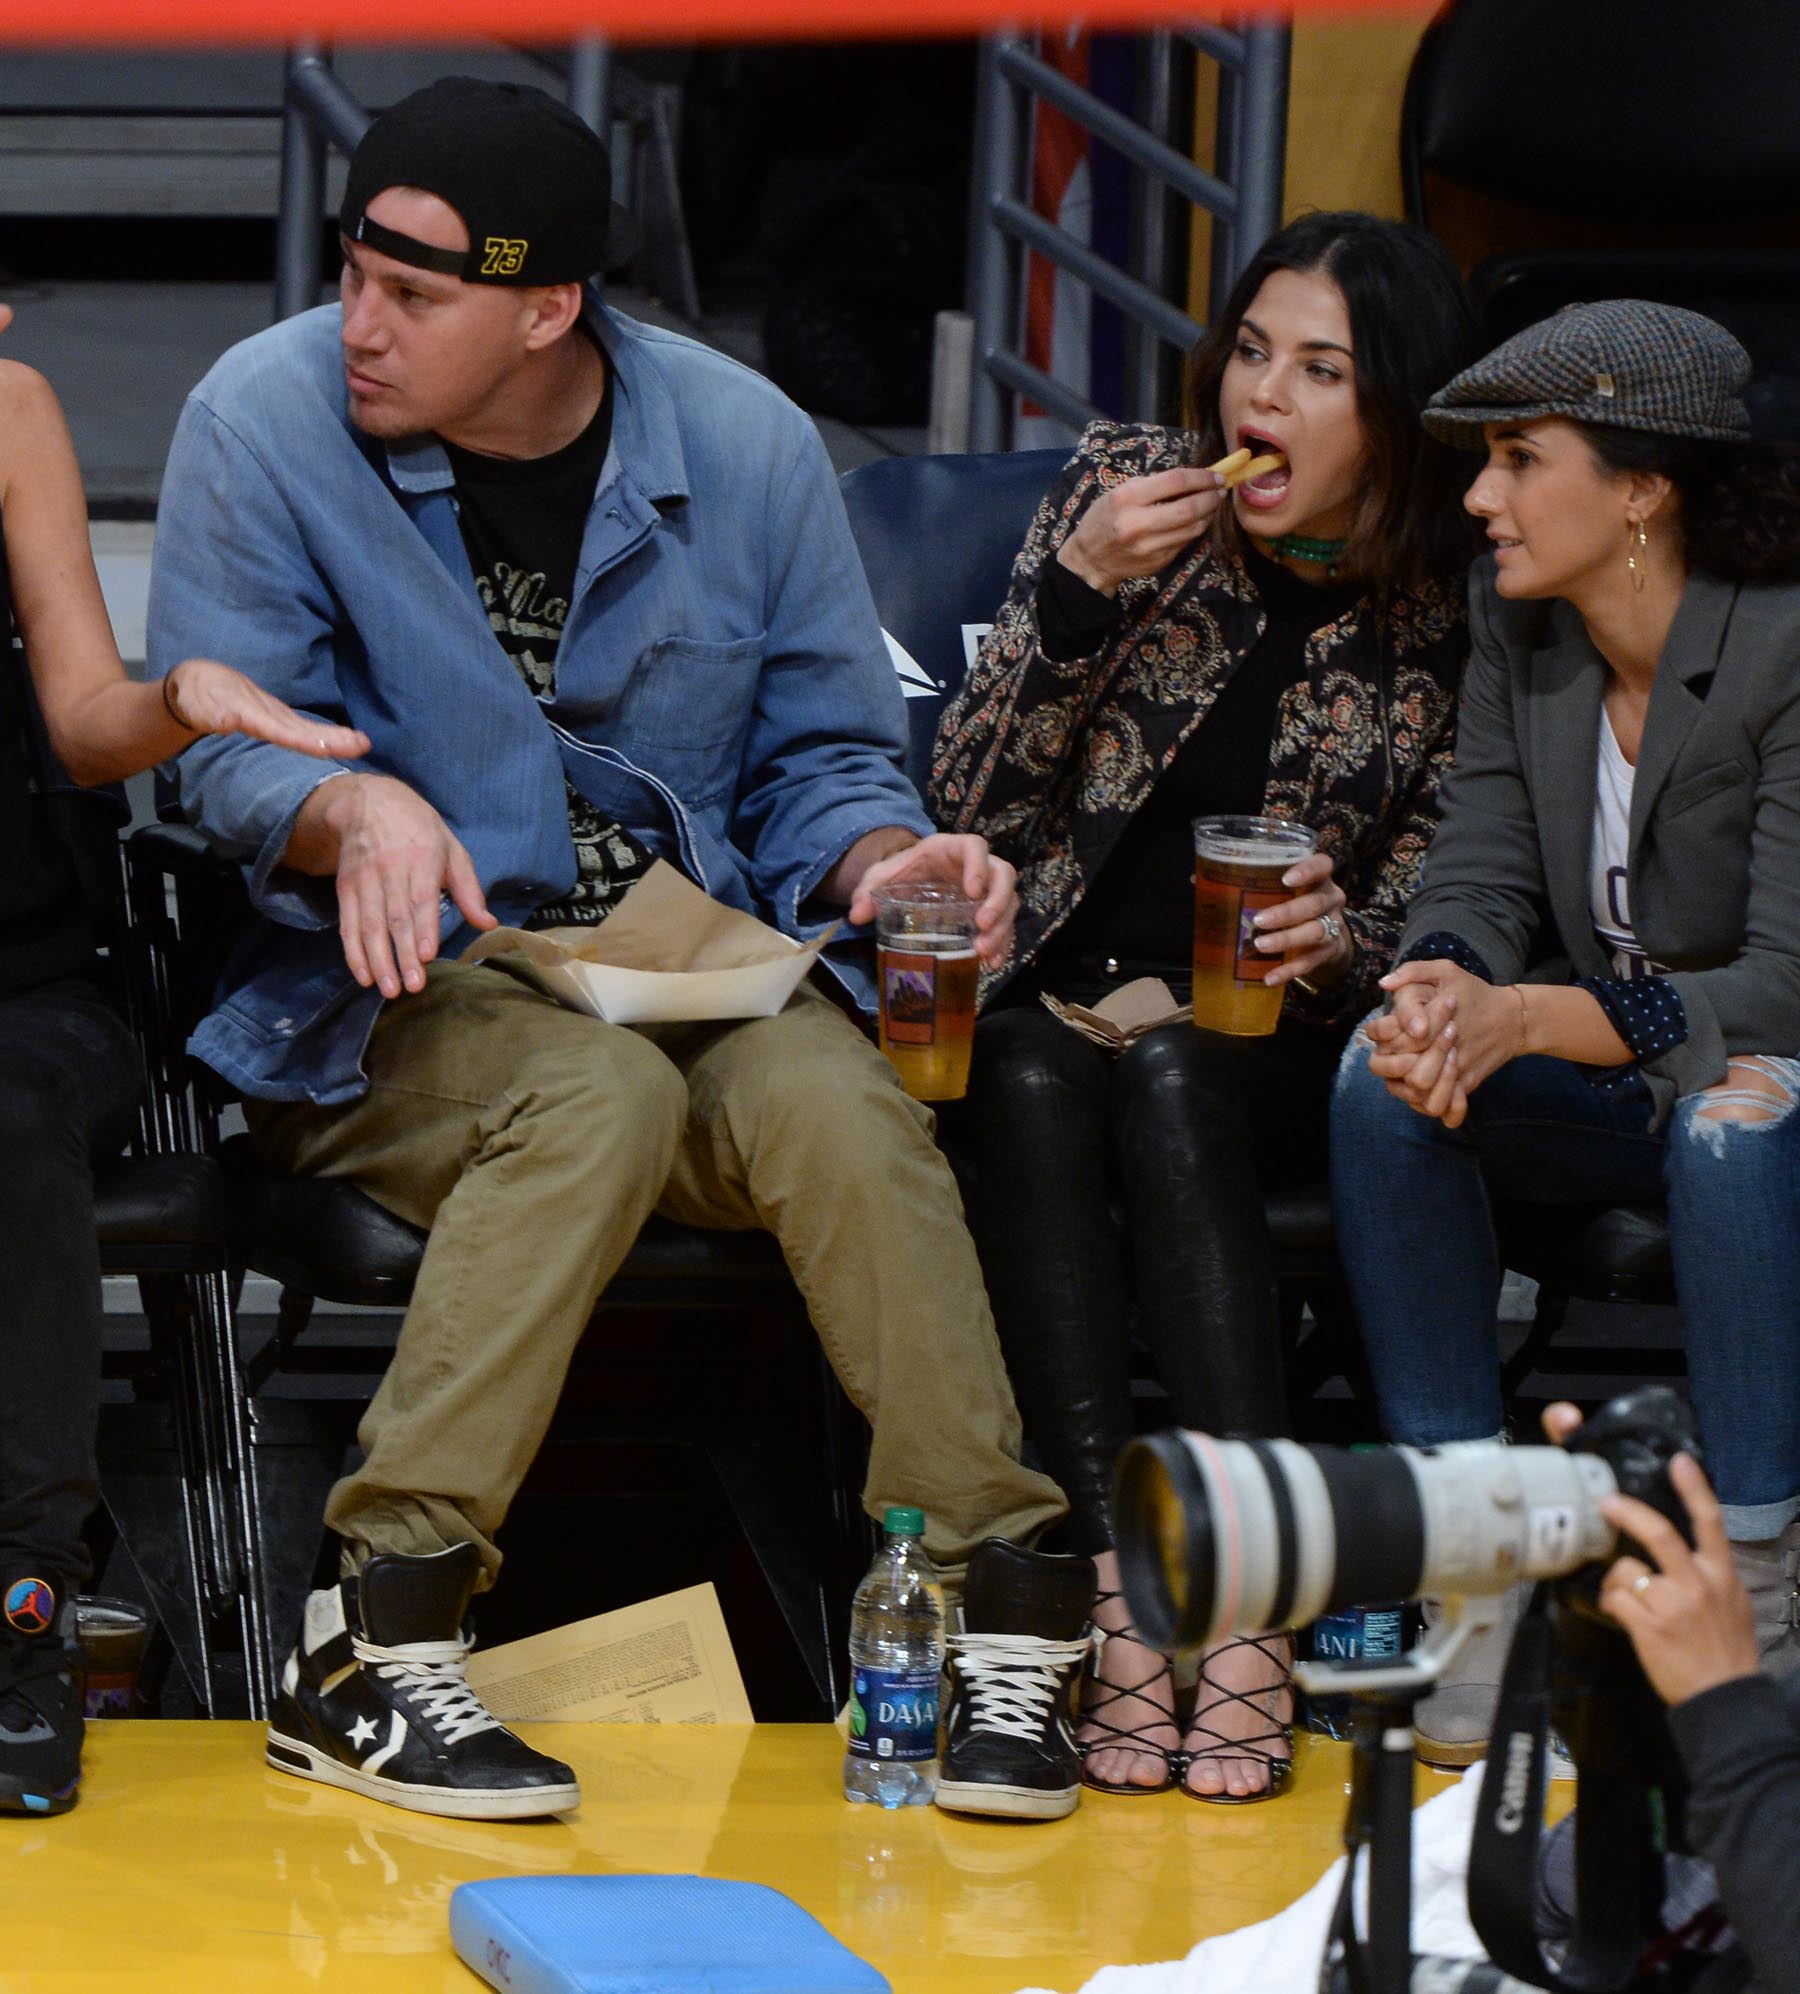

{"left": 1534, "top": 1389, "right": 1698, "bottom": 1855}
{"left": 1561, "top": 1386, "right": 1701, "bottom": 1608}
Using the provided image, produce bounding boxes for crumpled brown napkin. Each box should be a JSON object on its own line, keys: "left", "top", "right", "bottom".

{"left": 1040, "top": 976, "right": 1189, "bottom": 1050}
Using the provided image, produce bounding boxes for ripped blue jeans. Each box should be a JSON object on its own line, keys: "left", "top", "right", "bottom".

{"left": 1330, "top": 1034, "right": 1800, "bottom": 1539}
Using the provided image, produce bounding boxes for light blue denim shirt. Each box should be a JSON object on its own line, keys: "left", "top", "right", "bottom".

{"left": 149, "top": 298, "right": 929, "bottom": 1104}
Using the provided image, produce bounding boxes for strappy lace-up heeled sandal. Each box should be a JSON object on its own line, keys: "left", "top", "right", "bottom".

{"left": 1178, "top": 1630, "right": 1294, "bottom": 1805}
{"left": 1076, "top": 1590, "right": 1181, "bottom": 1796}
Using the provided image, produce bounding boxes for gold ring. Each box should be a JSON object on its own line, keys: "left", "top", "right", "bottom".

{"left": 1631, "top": 1573, "right": 1653, "bottom": 1597}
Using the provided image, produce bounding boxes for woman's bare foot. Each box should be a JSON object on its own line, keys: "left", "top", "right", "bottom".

{"left": 1181, "top": 1631, "right": 1294, "bottom": 1800}
{"left": 1079, "top": 1550, "right": 1180, "bottom": 1791}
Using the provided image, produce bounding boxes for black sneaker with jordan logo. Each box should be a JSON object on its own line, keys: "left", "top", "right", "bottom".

{"left": 935, "top": 1538, "right": 1095, "bottom": 1821}
{"left": 265, "top": 1543, "right": 579, "bottom": 1820}
{"left": 0, "top": 1568, "right": 86, "bottom": 1817}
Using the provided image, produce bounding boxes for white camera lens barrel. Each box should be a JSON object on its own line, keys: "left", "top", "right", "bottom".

{"left": 1402, "top": 1440, "right": 1617, "bottom": 1598}
{"left": 1116, "top": 1432, "right": 1622, "bottom": 1652}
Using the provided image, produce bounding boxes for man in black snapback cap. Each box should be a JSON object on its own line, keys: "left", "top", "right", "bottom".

{"left": 149, "top": 77, "right": 1076, "bottom": 1824}
{"left": 340, "top": 76, "right": 632, "bottom": 302}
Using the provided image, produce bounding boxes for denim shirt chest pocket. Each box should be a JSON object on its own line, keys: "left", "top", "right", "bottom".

{"left": 602, "top": 630, "right": 767, "bottom": 808}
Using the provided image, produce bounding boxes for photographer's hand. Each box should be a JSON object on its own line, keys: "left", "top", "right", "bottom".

{"left": 1597, "top": 1455, "right": 1760, "bottom": 1706}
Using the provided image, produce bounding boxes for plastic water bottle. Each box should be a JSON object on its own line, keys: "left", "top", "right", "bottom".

{"left": 843, "top": 1506, "right": 945, "bottom": 1807}
{"left": 1303, "top": 1602, "right": 1407, "bottom": 1739}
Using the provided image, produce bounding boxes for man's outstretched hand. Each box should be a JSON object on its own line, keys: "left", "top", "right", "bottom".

{"left": 285, "top": 772, "right": 495, "bottom": 998}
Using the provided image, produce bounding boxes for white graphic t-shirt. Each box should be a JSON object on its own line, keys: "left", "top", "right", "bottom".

{"left": 1590, "top": 709, "right": 1668, "bottom": 982}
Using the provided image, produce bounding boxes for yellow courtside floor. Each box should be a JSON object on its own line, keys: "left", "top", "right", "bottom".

{"left": 1, "top": 1723, "right": 1457, "bottom": 1992}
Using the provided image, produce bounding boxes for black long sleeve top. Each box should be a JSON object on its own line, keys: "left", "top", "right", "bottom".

{"left": 1028, "top": 544, "right": 1360, "bottom": 990}
{"left": 1668, "top": 1669, "right": 1800, "bottom": 1989}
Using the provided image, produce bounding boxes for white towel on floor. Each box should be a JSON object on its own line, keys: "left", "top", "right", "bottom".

{"left": 1015, "top": 1765, "right": 1487, "bottom": 1994}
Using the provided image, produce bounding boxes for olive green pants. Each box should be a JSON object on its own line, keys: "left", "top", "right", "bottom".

{"left": 245, "top": 960, "right": 1064, "bottom": 1593}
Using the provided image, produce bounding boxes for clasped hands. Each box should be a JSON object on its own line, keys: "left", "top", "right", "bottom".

{"left": 1367, "top": 960, "right": 1527, "bottom": 1128}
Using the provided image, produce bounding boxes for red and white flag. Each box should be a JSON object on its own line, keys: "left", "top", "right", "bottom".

{"left": 1017, "top": 27, "right": 1094, "bottom": 450}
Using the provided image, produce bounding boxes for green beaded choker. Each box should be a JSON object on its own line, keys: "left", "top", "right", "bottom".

{"left": 1265, "top": 532, "right": 1348, "bottom": 574}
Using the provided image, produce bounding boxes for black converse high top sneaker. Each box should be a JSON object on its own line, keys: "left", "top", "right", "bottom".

{"left": 0, "top": 1572, "right": 84, "bottom": 1816}
{"left": 265, "top": 1543, "right": 579, "bottom": 1819}
{"left": 935, "top": 1538, "right": 1096, "bottom": 1821}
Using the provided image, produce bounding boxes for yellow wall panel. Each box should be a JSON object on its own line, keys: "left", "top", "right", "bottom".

{"left": 1284, "top": 6, "right": 1438, "bottom": 223}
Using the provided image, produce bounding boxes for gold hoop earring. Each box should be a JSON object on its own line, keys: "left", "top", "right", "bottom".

{"left": 1626, "top": 517, "right": 1648, "bottom": 594}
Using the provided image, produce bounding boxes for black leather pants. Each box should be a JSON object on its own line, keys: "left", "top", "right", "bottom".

{"left": 947, "top": 1003, "right": 1345, "bottom": 1555}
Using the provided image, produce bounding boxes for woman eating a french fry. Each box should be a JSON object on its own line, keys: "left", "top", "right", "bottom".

{"left": 927, "top": 212, "right": 1480, "bottom": 1803}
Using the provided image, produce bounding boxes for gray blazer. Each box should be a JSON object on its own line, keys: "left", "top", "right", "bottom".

{"left": 1400, "top": 558, "right": 1800, "bottom": 1119}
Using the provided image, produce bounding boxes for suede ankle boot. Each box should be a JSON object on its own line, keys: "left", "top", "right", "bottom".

{"left": 1732, "top": 1523, "right": 1800, "bottom": 1677}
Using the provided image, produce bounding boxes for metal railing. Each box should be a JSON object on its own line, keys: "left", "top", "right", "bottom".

{"left": 271, "top": 42, "right": 615, "bottom": 323}
{"left": 966, "top": 20, "right": 1291, "bottom": 450}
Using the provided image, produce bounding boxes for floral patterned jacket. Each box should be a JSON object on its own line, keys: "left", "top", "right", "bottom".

{"left": 927, "top": 421, "right": 1470, "bottom": 1022}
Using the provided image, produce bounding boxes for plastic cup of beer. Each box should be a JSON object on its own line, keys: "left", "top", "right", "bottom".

{"left": 75, "top": 1596, "right": 149, "bottom": 1718}
{"left": 873, "top": 882, "right": 980, "bottom": 1101}
{"left": 1191, "top": 814, "right": 1318, "bottom": 1036}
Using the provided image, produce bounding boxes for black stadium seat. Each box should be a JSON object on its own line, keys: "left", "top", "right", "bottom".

{"left": 840, "top": 447, "right": 1066, "bottom": 793}
{"left": 1403, "top": 0, "right": 1800, "bottom": 440}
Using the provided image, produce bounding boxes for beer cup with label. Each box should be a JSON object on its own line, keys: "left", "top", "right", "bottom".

{"left": 1191, "top": 815, "right": 1318, "bottom": 1036}
{"left": 873, "top": 882, "right": 979, "bottom": 1101}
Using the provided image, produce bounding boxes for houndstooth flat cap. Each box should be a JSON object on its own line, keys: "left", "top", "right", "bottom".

{"left": 1423, "top": 299, "right": 1751, "bottom": 447}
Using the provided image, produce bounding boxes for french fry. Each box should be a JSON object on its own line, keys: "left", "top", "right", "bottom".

{"left": 1221, "top": 450, "right": 1288, "bottom": 489}
{"left": 1208, "top": 446, "right": 1253, "bottom": 480}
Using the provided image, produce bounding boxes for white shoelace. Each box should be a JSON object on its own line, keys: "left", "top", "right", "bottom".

{"left": 947, "top": 1632, "right": 1091, "bottom": 1742}
{"left": 352, "top": 1633, "right": 501, "bottom": 1745}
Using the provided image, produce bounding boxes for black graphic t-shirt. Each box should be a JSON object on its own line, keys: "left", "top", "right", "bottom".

{"left": 445, "top": 367, "right": 654, "bottom": 929}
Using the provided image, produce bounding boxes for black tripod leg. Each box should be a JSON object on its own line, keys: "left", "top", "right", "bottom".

{"left": 1365, "top": 1704, "right": 1418, "bottom": 1991}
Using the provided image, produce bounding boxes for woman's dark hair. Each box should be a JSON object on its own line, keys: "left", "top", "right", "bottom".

{"left": 1181, "top": 210, "right": 1483, "bottom": 592}
{"left": 1578, "top": 425, "right": 1800, "bottom": 586}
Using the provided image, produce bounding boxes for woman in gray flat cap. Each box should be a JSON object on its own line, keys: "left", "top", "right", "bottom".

{"left": 1333, "top": 300, "right": 1800, "bottom": 1750}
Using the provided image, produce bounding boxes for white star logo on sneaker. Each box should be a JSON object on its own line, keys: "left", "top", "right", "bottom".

{"left": 347, "top": 1715, "right": 379, "bottom": 1749}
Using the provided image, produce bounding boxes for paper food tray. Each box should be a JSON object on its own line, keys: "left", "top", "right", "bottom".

{"left": 527, "top": 940, "right": 814, "bottom": 1025}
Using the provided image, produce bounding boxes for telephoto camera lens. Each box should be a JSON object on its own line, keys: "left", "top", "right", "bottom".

{"left": 1115, "top": 1432, "right": 1619, "bottom": 1652}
